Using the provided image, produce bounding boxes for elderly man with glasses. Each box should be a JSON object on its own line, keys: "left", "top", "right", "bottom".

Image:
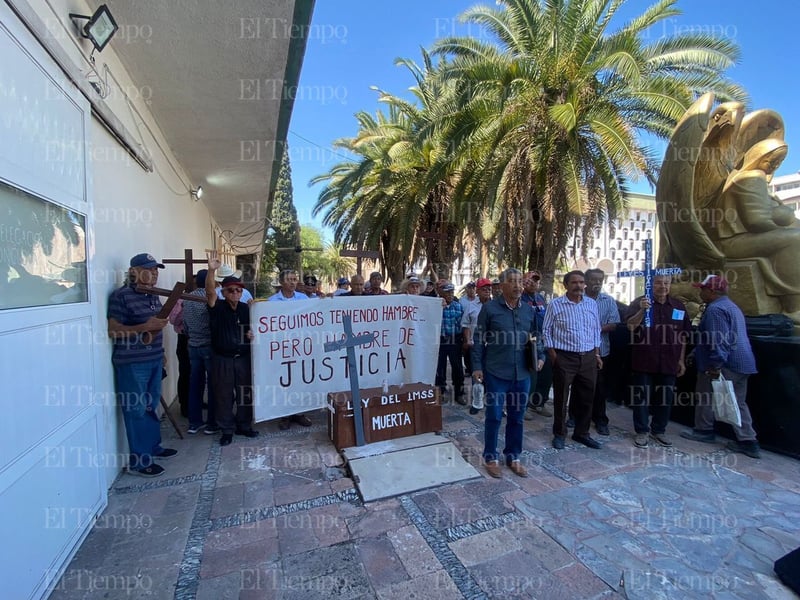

{"left": 205, "top": 252, "right": 259, "bottom": 446}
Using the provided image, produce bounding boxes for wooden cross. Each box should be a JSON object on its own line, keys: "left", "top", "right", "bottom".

{"left": 617, "top": 238, "right": 682, "bottom": 327}
{"left": 135, "top": 282, "right": 206, "bottom": 319}
{"left": 339, "top": 246, "right": 380, "bottom": 276}
{"left": 323, "top": 314, "right": 378, "bottom": 447}
{"left": 161, "top": 249, "right": 208, "bottom": 291}
{"left": 420, "top": 231, "right": 448, "bottom": 278}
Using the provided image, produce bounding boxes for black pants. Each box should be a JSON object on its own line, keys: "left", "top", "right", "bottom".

{"left": 210, "top": 354, "right": 253, "bottom": 434}
{"left": 436, "top": 336, "right": 464, "bottom": 396}
{"left": 177, "top": 333, "right": 191, "bottom": 416}
{"left": 552, "top": 350, "right": 597, "bottom": 437}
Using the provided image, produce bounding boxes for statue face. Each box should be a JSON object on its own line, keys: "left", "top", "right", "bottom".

{"left": 759, "top": 148, "right": 787, "bottom": 175}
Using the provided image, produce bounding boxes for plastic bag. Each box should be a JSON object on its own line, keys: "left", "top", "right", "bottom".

{"left": 711, "top": 374, "right": 742, "bottom": 427}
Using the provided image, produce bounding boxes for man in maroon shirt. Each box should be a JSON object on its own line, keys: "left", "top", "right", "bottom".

{"left": 625, "top": 275, "right": 691, "bottom": 448}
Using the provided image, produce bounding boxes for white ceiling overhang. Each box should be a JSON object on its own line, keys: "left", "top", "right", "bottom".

{"left": 91, "top": 0, "right": 315, "bottom": 252}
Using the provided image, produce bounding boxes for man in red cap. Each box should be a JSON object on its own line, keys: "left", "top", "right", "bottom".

{"left": 681, "top": 275, "right": 761, "bottom": 458}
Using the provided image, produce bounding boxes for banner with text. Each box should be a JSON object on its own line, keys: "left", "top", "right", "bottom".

{"left": 252, "top": 295, "right": 442, "bottom": 422}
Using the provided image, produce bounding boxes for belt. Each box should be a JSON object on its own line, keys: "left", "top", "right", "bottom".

{"left": 217, "top": 352, "right": 247, "bottom": 358}
{"left": 555, "top": 349, "right": 595, "bottom": 356}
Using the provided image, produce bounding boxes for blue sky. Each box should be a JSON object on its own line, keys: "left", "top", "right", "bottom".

{"left": 287, "top": 0, "right": 799, "bottom": 237}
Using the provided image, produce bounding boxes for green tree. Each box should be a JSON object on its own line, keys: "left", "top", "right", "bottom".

{"left": 269, "top": 146, "right": 301, "bottom": 273}
{"left": 430, "top": 0, "right": 746, "bottom": 284}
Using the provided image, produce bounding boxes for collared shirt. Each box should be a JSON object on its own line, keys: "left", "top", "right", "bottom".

{"left": 694, "top": 295, "right": 757, "bottom": 374}
{"left": 471, "top": 297, "right": 545, "bottom": 381}
{"left": 459, "top": 295, "right": 479, "bottom": 315}
{"left": 625, "top": 295, "right": 691, "bottom": 375}
{"left": 542, "top": 295, "right": 601, "bottom": 352}
{"left": 441, "top": 299, "right": 464, "bottom": 337}
{"left": 268, "top": 290, "right": 309, "bottom": 302}
{"left": 590, "top": 292, "right": 621, "bottom": 357}
{"left": 366, "top": 287, "right": 389, "bottom": 295}
{"left": 107, "top": 284, "right": 163, "bottom": 364}
{"left": 182, "top": 288, "right": 212, "bottom": 347}
{"left": 460, "top": 300, "right": 485, "bottom": 346}
{"left": 208, "top": 300, "right": 251, "bottom": 357}
{"left": 521, "top": 291, "right": 547, "bottom": 332}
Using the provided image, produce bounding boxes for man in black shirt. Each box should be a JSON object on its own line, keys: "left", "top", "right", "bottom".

{"left": 206, "top": 253, "right": 259, "bottom": 446}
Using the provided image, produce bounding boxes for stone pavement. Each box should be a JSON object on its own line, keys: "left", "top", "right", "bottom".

{"left": 48, "top": 396, "right": 800, "bottom": 599}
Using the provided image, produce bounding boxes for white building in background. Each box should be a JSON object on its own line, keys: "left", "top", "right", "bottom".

{"left": 0, "top": 1, "right": 312, "bottom": 598}
{"left": 563, "top": 192, "right": 657, "bottom": 304}
{"left": 770, "top": 171, "right": 800, "bottom": 218}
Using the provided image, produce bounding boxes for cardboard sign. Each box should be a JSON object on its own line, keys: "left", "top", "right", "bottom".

{"left": 327, "top": 383, "right": 441, "bottom": 450}
{"left": 251, "top": 295, "right": 442, "bottom": 422}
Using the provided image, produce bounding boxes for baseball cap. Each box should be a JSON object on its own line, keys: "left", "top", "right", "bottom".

{"left": 221, "top": 276, "right": 245, "bottom": 288}
{"left": 130, "top": 253, "right": 164, "bottom": 269}
{"left": 441, "top": 283, "right": 455, "bottom": 292}
{"left": 337, "top": 277, "right": 349, "bottom": 285}
{"left": 303, "top": 274, "right": 318, "bottom": 285}
{"left": 491, "top": 278, "right": 500, "bottom": 285}
{"left": 466, "top": 281, "right": 476, "bottom": 288}
{"left": 476, "top": 277, "right": 492, "bottom": 288}
{"left": 195, "top": 269, "right": 208, "bottom": 288}
{"left": 407, "top": 276, "right": 421, "bottom": 284}
{"left": 525, "top": 270, "right": 542, "bottom": 280}
{"left": 692, "top": 274, "right": 728, "bottom": 292}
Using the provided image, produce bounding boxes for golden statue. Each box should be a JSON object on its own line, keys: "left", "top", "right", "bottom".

{"left": 657, "top": 93, "right": 800, "bottom": 323}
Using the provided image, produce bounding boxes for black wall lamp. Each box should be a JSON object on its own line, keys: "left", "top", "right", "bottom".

{"left": 69, "top": 4, "right": 119, "bottom": 52}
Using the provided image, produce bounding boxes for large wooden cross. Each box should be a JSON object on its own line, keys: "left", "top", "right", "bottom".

{"left": 339, "top": 246, "right": 380, "bottom": 276}
{"left": 135, "top": 282, "right": 206, "bottom": 319}
{"left": 420, "top": 231, "right": 448, "bottom": 276}
{"left": 323, "top": 314, "right": 378, "bottom": 447}
{"left": 617, "top": 238, "right": 682, "bottom": 327}
{"left": 161, "top": 249, "right": 208, "bottom": 291}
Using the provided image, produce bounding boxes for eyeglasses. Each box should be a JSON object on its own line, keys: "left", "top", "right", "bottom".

{"left": 224, "top": 287, "right": 242, "bottom": 294}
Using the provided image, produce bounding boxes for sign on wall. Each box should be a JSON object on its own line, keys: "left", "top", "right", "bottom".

{"left": 252, "top": 295, "right": 443, "bottom": 422}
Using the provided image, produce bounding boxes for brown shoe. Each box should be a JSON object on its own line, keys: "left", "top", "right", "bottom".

{"left": 484, "top": 460, "right": 502, "bottom": 478}
{"left": 508, "top": 460, "right": 529, "bottom": 478}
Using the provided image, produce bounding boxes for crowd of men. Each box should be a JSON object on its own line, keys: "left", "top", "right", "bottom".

{"left": 108, "top": 252, "right": 761, "bottom": 479}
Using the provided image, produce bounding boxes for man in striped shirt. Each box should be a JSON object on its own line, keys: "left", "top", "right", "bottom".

{"left": 542, "top": 270, "right": 603, "bottom": 450}
{"left": 107, "top": 253, "right": 178, "bottom": 477}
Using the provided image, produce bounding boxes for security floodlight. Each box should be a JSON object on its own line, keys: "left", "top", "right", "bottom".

{"left": 70, "top": 5, "right": 118, "bottom": 52}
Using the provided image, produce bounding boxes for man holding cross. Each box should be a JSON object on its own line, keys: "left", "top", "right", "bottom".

{"left": 107, "top": 253, "right": 178, "bottom": 477}
{"left": 625, "top": 274, "right": 691, "bottom": 448}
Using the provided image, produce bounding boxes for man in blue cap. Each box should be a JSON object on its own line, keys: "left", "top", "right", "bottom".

{"left": 333, "top": 276, "right": 350, "bottom": 296}
{"left": 107, "top": 253, "right": 178, "bottom": 477}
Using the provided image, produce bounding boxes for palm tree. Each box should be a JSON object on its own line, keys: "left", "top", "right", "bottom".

{"left": 430, "top": 0, "right": 747, "bottom": 283}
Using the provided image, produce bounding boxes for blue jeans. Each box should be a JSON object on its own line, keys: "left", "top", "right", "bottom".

{"left": 114, "top": 359, "right": 164, "bottom": 469}
{"left": 630, "top": 372, "right": 676, "bottom": 434}
{"left": 483, "top": 372, "right": 530, "bottom": 463}
{"left": 188, "top": 345, "right": 215, "bottom": 429}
